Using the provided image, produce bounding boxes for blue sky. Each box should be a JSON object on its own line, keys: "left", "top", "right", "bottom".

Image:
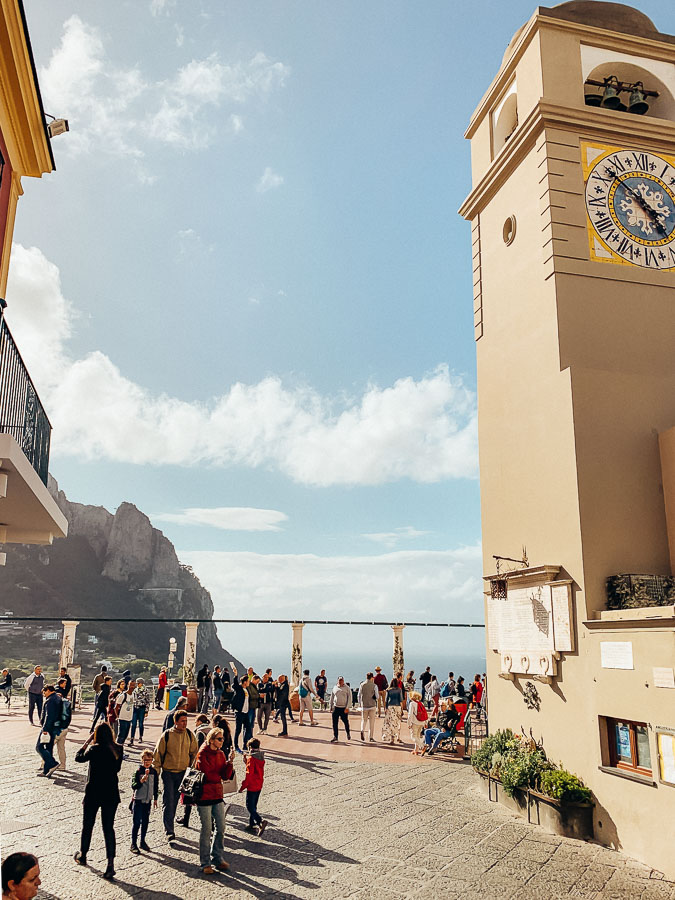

{"left": 6, "top": 0, "right": 673, "bottom": 662}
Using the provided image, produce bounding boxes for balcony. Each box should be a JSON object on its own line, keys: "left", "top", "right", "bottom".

{"left": 0, "top": 316, "right": 67, "bottom": 546}
{"left": 0, "top": 316, "right": 50, "bottom": 485}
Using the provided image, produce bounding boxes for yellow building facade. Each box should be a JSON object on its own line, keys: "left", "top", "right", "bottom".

{"left": 0, "top": 0, "right": 66, "bottom": 547}
{"left": 460, "top": 1, "right": 675, "bottom": 878}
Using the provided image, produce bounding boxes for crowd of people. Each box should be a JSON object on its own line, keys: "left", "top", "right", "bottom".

{"left": 2, "top": 658, "right": 485, "bottom": 884}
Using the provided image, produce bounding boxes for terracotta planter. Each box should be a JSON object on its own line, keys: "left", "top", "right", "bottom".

{"left": 290, "top": 690, "right": 300, "bottom": 712}
{"left": 186, "top": 687, "right": 199, "bottom": 713}
{"left": 477, "top": 771, "right": 593, "bottom": 841}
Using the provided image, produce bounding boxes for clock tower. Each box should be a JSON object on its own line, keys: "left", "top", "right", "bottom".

{"left": 460, "top": 2, "right": 675, "bottom": 877}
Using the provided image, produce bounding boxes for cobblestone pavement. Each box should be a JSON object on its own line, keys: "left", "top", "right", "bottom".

{"left": 3, "top": 739, "right": 675, "bottom": 900}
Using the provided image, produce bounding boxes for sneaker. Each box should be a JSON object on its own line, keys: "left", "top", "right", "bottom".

{"left": 278, "top": 732, "right": 288, "bottom": 737}
{"left": 216, "top": 861, "right": 229, "bottom": 871}
{"left": 330, "top": 738, "right": 338, "bottom": 743}
{"left": 244, "top": 825, "right": 257, "bottom": 833}
{"left": 74, "top": 852, "right": 87, "bottom": 866}
{"left": 346, "top": 733, "right": 351, "bottom": 740}
{"left": 258, "top": 820, "right": 268, "bottom": 837}
{"left": 130, "top": 845, "right": 140, "bottom": 855}
{"left": 103, "top": 864, "right": 115, "bottom": 881}
{"left": 129, "top": 740, "right": 134, "bottom": 746}
{"left": 166, "top": 832, "right": 176, "bottom": 842}
{"left": 369, "top": 738, "right": 376, "bottom": 742}
{"left": 140, "top": 841, "right": 151, "bottom": 852}
{"left": 202, "top": 865, "right": 215, "bottom": 875}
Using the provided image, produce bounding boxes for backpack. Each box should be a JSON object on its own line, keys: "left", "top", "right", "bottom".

{"left": 179, "top": 766, "right": 204, "bottom": 803}
{"left": 60, "top": 697, "right": 72, "bottom": 729}
{"left": 417, "top": 700, "right": 428, "bottom": 722}
{"left": 299, "top": 684, "right": 309, "bottom": 698}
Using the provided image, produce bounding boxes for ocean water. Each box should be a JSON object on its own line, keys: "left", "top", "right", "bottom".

{"left": 216, "top": 622, "right": 486, "bottom": 690}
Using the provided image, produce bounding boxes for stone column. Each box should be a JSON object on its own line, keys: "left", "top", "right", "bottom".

{"left": 291, "top": 622, "right": 304, "bottom": 688}
{"left": 59, "top": 620, "right": 79, "bottom": 670}
{"left": 183, "top": 622, "right": 199, "bottom": 687}
{"left": 391, "top": 624, "right": 405, "bottom": 677}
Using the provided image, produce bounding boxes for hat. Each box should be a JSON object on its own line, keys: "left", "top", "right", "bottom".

{"left": 375, "top": 666, "right": 381, "bottom": 671}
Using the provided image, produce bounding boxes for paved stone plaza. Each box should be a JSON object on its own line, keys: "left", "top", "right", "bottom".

{"left": 2, "top": 708, "right": 675, "bottom": 899}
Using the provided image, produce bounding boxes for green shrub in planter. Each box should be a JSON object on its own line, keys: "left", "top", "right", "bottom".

{"left": 499, "top": 748, "right": 550, "bottom": 797}
{"left": 540, "top": 769, "right": 591, "bottom": 804}
{"left": 471, "top": 728, "right": 520, "bottom": 773}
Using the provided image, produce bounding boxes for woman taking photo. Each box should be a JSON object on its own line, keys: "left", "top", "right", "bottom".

{"left": 381, "top": 676, "right": 403, "bottom": 744}
{"left": 74, "top": 722, "right": 123, "bottom": 880}
{"left": 2, "top": 853, "right": 40, "bottom": 900}
{"left": 194, "top": 727, "right": 234, "bottom": 875}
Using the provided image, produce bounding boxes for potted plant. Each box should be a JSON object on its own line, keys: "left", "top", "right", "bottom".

{"left": 472, "top": 729, "right": 593, "bottom": 840}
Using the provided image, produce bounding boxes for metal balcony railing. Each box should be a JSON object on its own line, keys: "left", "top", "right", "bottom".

{"left": 0, "top": 317, "right": 51, "bottom": 485}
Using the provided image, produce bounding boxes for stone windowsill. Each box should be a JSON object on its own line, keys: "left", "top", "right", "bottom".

{"left": 598, "top": 765, "right": 656, "bottom": 787}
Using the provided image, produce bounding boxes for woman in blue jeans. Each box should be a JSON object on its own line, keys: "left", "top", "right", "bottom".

{"left": 421, "top": 701, "right": 460, "bottom": 755}
{"left": 194, "top": 728, "right": 233, "bottom": 875}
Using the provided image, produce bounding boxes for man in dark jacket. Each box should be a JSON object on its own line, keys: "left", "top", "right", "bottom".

{"left": 257, "top": 673, "right": 275, "bottom": 733}
{"left": 36, "top": 684, "right": 63, "bottom": 777}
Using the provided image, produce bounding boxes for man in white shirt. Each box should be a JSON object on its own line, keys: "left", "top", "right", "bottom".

{"left": 329, "top": 677, "right": 352, "bottom": 743}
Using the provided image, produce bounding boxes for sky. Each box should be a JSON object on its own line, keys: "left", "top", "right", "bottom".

{"left": 6, "top": 0, "right": 673, "bottom": 667}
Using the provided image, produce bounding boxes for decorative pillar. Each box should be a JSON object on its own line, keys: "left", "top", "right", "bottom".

{"left": 59, "top": 620, "right": 79, "bottom": 670}
{"left": 391, "top": 624, "right": 405, "bottom": 677}
{"left": 183, "top": 622, "right": 199, "bottom": 687}
{"left": 291, "top": 622, "right": 304, "bottom": 688}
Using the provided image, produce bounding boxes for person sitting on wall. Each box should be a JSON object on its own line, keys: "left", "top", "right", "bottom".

{"left": 421, "top": 701, "right": 461, "bottom": 756}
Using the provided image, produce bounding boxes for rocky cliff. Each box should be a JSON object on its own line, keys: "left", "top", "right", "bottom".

{"left": 0, "top": 478, "right": 242, "bottom": 672}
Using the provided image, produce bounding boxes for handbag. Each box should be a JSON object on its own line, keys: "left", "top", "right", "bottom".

{"left": 222, "top": 771, "right": 238, "bottom": 794}
{"left": 39, "top": 731, "right": 51, "bottom": 744}
{"left": 179, "top": 766, "right": 205, "bottom": 803}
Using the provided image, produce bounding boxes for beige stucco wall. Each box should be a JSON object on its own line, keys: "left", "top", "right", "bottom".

{"left": 464, "top": 6, "right": 675, "bottom": 881}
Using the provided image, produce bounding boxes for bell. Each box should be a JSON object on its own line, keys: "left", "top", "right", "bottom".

{"left": 628, "top": 82, "right": 649, "bottom": 115}
{"left": 601, "top": 77, "right": 622, "bottom": 109}
{"left": 584, "top": 89, "right": 602, "bottom": 107}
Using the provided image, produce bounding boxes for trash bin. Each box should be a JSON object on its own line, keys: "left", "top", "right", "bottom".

{"left": 168, "top": 683, "right": 185, "bottom": 710}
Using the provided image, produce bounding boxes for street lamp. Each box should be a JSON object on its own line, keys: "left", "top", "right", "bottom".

{"left": 168, "top": 636, "right": 177, "bottom": 675}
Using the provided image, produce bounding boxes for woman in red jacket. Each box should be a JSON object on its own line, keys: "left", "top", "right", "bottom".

{"left": 239, "top": 738, "right": 268, "bottom": 836}
{"left": 194, "top": 728, "right": 234, "bottom": 875}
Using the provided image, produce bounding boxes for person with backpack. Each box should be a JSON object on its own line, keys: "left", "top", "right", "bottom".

{"left": 407, "top": 690, "right": 427, "bottom": 755}
{"left": 36, "top": 684, "right": 63, "bottom": 777}
{"left": 176, "top": 714, "right": 211, "bottom": 828}
{"left": 53, "top": 682, "right": 73, "bottom": 771}
{"left": 297, "top": 670, "right": 317, "bottom": 726}
{"left": 152, "top": 710, "right": 198, "bottom": 842}
{"left": 129, "top": 749, "right": 158, "bottom": 854}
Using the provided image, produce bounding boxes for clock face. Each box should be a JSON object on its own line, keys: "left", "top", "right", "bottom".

{"left": 582, "top": 142, "right": 675, "bottom": 270}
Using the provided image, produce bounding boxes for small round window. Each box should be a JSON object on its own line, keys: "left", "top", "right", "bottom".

{"left": 503, "top": 215, "right": 516, "bottom": 246}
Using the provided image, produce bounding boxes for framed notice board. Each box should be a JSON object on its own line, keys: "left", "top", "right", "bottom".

{"left": 657, "top": 731, "right": 675, "bottom": 787}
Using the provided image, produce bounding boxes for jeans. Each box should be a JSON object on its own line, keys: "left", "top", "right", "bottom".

{"left": 131, "top": 800, "right": 151, "bottom": 846}
{"left": 197, "top": 801, "right": 227, "bottom": 866}
{"left": 332, "top": 708, "right": 350, "bottom": 739}
{"left": 424, "top": 727, "right": 453, "bottom": 750}
{"left": 117, "top": 718, "right": 131, "bottom": 744}
{"left": 28, "top": 692, "right": 43, "bottom": 724}
{"left": 245, "top": 790, "right": 262, "bottom": 828}
{"left": 36, "top": 732, "right": 57, "bottom": 773}
{"left": 81, "top": 797, "right": 118, "bottom": 860}
{"left": 235, "top": 711, "right": 253, "bottom": 749}
{"left": 130, "top": 707, "right": 146, "bottom": 741}
{"left": 257, "top": 702, "right": 272, "bottom": 731}
{"left": 161, "top": 770, "right": 185, "bottom": 835}
{"left": 91, "top": 704, "right": 106, "bottom": 732}
{"left": 200, "top": 690, "right": 212, "bottom": 714}
{"left": 212, "top": 690, "right": 223, "bottom": 711}
{"left": 277, "top": 705, "right": 288, "bottom": 734}
{"left": 247, "top": 709, "right": 256, "bottom": 740}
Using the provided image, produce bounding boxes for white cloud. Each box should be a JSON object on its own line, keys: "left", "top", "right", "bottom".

{"left": 39, "top": 16, "right": 289, "bottom": 166}
{"left": 181, "top": 543, "right": 483, "bottom": 621}
{"left": 256, "top": 167, "right": 284, "bottom": 193}
{"left": 5, "top": 243, "right": 478, "bottom": 487}
{"left": 153, "top": 507, "right": 288, "bottom": 532}
{"left": 150, "top": 0, "right": 177, "bottom": 15}
{"left": 363, "top": 527, "right": 432, "bottom": 548}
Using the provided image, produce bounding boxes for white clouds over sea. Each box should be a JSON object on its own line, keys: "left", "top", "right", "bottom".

{"left": 6, "top": 244, "right": 478, "bottom": 487}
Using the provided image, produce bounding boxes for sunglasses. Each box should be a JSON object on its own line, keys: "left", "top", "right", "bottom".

{"left": 213, "top": 736, "right": 224, "bottom": 741}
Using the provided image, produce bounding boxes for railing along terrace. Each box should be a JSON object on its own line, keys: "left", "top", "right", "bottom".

{"left": 0, "top": 317, "right": 51, "bottom": 485}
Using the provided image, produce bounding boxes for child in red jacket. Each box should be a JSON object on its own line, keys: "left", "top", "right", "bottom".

{"left": 239, "top": 738, "right": 267, "bottom": 836}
